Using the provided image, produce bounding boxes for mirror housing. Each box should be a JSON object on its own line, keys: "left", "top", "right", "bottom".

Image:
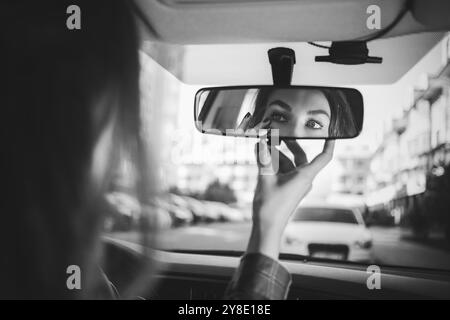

{"left": 194, "top": 85, "right": 364, "bottom": 139}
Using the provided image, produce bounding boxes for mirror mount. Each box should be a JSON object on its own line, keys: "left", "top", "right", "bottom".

{"left": 268, "top": 47, "right": 296, "bottom": 86}
{"left": 267, "top": 47, "right": 296, "bottom": 145}
{"left": 315, "top": 41, "right": 382, "bottom": 65}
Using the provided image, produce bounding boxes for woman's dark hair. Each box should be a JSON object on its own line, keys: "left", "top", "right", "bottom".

{"left": 321, "top": 89, "right": 358, "bottom": 137}
{"left": 1, "top": 0, "right": 153, "bottom": 299}
{"left": 251, "top": 88, "right": 357, "bottom": 137}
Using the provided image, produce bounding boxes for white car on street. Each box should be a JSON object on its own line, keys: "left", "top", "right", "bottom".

{"left": 284, "top": 204, "right": 373, "bottom": 262}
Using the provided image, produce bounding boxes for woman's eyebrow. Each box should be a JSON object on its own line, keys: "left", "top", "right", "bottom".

{"left": 307, "top": 109, "right": 330, "bottom": 119}
{"left": 268, "top": 100, "right": 291, "bottom": 111}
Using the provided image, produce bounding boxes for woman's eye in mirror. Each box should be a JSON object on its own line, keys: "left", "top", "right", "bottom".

{"left": 305, "top": 119, "right": 324, "bottom": 130}
{"left": 263, "top": 103, "right": 292, "bottom": 124}
{"left": 267, "top": 112, "right": 289, "bottom": 123}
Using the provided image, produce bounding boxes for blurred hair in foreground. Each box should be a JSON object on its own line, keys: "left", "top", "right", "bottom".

{"left": 0, "top": 0, "right": 159, "bottom": 299}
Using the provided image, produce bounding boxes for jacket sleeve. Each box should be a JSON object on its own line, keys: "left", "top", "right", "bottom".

{"left": 224, "top": 253, "right": 292, "bottom": 300}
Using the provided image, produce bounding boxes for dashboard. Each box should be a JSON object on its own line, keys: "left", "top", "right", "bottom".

{"left": 103, "top": 237, "right": 450, "bottom": 300}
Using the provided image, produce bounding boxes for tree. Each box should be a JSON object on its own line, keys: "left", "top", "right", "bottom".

{"left": 203, "top": 180, "right": 237, "bottom": 204}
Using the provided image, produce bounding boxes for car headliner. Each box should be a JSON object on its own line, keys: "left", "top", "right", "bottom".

{"left": 135, "top": 0, "right": 450, "bottom": 85}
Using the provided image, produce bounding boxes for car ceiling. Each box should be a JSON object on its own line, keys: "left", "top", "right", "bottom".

{"left": 135, "top": 0, "right": 450, "bottom": 85}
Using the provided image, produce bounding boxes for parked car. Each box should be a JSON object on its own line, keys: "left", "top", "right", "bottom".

{"left": 201, "top": 200, "right": 245, "bottom": 222}
{"left": 169, "top": 194, "right": 210, "bottom": 223}
{"left": 155, "top": 198, "right": 193, "bottom": 227}
{"left": 104, "top": 192, "right": 140, "bottom": 231}
{"left": 197, "top": 200, "right": 223, "bottom": 222}
{"left": 182, "top": 196, "right": 213, "bottom": 223}
{"left": 284, "top": 204, "right": 373, "bottom": 262}
{"left": 106, "top": 191, "right": 140, "bottom": 218}
{"left": 146, "top": 205, "right": 173, "bottom": 230}
{"left": 216, "top": 202, "right": 245, "bottom": 222}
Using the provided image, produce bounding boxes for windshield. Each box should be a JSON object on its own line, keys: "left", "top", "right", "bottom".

{"left": 293, "top": 208, "right": 359, "bottom": 224}
{"left": 108, "top": 35, "right": 450, "bottom": 272}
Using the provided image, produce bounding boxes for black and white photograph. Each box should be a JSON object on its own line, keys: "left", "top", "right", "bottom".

{"left": 1, "top": 0, "right": 450, "bottom": 303}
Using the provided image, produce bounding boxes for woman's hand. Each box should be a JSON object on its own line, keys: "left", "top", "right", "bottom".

{"left": 246, "top": 138, "right": 335, "bottom": 260}
{"left": 236, "top": 113, "right": 271, "bottom": 132}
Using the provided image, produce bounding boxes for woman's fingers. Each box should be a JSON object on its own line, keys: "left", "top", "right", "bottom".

{"left": 283, "top": 140, "right": 308, "bottom": 167}
{"left": 255, "top": 139, "right": 271, "bottom": 169}
{"left": 252, "top": 118, "right": 271, "bottom": 130}
{"left": 256, "top": 138, "right": 296, "bottom": 175}
{"left": 277, "top": 148, "right": 296, "bottom": 174}
{"left": 254, "top": 140, "right": 276, "bottom": 186}
{"left": 307, "top": 139, "right": 335, "bottom": 176}
{"left": 237, "top": 112, "right": 252, "bottom": 131}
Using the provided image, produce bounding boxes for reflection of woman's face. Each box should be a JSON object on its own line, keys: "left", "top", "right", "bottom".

{"left": 261, "top": 89, "right": 331, "bottom": 137}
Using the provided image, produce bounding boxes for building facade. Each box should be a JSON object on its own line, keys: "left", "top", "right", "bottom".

{"left": 365, "top": 34, "right": 450, "bottom": 227}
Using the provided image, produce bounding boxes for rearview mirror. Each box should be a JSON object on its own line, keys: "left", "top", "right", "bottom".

{"left": 194, "top": 86, "right": 363, "bottom": 139}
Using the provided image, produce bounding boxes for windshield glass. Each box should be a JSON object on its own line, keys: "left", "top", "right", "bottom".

{"left": 108, "top": 35, "right": 450, "bottom": 271}
{"left": 293, "top": 208, "right": 359, "bottom": 224}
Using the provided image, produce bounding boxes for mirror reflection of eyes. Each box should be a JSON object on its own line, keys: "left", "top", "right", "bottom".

{"left": 194, "top": 86, "right": 363, "bottom": 139}
{"left": 263, "top": 103, "right": 292, "bottom": 123}
{"left": 304, "top": 110, "right": 330, "bottom": 131}
{"left": 305, "top": 119, "right": 324, "bottom": 130}
{"left": 264, "top": 100, "right": 330, "bottom": 131}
